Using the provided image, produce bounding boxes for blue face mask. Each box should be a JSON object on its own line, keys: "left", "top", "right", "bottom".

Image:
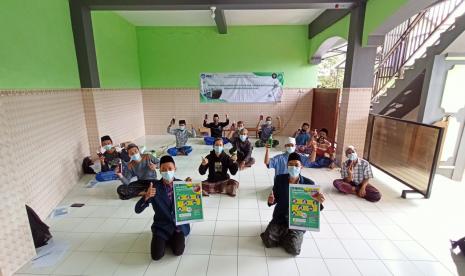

{"left": 239, "top": 135, "right": 247, "bottom": 142}
{"left": 348, "top": 152, "right": 358, "bottom": 161}
{"left": 288, "top": 166, "right": 301, "bottom": 177}
{"left": 131, "top": 153, "right": 141, "bottom": 161}
{"left": 161, "top": 170, "right": 175, "bottom": 182}
{"left": 214, "top": 146, "right": 223, "bottom": 154}
{"left": 179, "top": 125, "right": 186, "bottom": 131}
{"left": 286, "top": 146, "right": 295, "bottom": 154}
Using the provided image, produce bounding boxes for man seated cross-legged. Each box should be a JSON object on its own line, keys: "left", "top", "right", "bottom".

{"left": 199, "top": 138, "right": 239, "bottom": 197}
{"left": 229, "top": 128, "right": 255, "bottom": 170}
{"left": 333, "top": 146, "right": 382, "bottom": 202}
{"left": 203, "top": 113, "right": 230, "bottom": 145}
{"left": 167, "top": 118, "right": 196, "bottom": 156}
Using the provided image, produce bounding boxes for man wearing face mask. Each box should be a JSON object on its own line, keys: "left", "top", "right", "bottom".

{"left": 255, "top": 115, "right": 281, "bottom": 147}
{"left": 261, "top": 152, "right": 325, "bottom": 255}
{"left": 307, "top": 134, "right": 336, "bottom": 169}
{"left": 116, "top": 144, "right": 160, "bottom": 200}
{"left": 167, "top": 118, "right": 196, "bottom": 156}
{"left": 203, "top": 114, "right": 230, "bottom": 145}
{"left": 229, "top": 128, "right": 255, "bottom": 170}
{"left": 98, "top": 135, "right": 127, "bottom": 172}
{"left": 333, "top": 146, "right": 381, "bottom": 202}
{"left": 135, "top": 155, "right": 193, "bottom": 260}
{"left": 199, "top": 138, "right": 239, "bottom": 196}
{"left": 227, "top": 120, "right": 245, "bottom": 144}
{"left": 293, "top": 123, "right": 311, "bottom": 146}
{"left": 265, "top": 137, "right": 311, "bottom": 177}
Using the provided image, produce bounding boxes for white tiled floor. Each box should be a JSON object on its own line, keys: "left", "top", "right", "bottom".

{"left": 15, "top": 135, "right": 465, "bottom": 276}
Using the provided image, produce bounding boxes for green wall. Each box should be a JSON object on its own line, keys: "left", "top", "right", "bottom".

{"left": 92, "top": 12, "right": 141, "bottom": 88}
{"left": 0, "top": 1, "right": 408, "bottom": 91}
{"left": 308, "top": 0, "right": 407, "bottom": 57}
{"left": 363, "top": 0, "right": 407, "bottom": 46}
{"left": 0, "top": 0, "right": 80, "bottom": 89}
{"left": 136, "top": 26, "right": 317, "bottom": 88}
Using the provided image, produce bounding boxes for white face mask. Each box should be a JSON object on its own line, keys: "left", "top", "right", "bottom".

{"left": 179, "top": 125, "right": 186, "bottom": 131}
{"left": 266, "top": 121, "right": 272, "bottom": 126}
{"left": 286, "top": 146, "right": 295, "bottom": 154}
{"left": 238, "top": 126, "right": 244, "bottom": 131}
{"left": 348, "top": 152, "right": 358, "bottom": 161}
{"left": 239, "top": 135, "right": 247, "bottom": 142}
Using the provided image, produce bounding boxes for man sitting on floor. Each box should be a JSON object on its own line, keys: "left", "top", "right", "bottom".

{"left": 199, "top": 138, "right": 239, "bottom": 196}
{"left": 296, "top": 127, "right": 329, "bottom": 155}
{"left": 135, "top": 155, "right": 193, "bottom": 260}
{"left": 265, "top": 137, "right": 311, "bottom": 177}
{"left": 255, "top": 115, "right": 281, "bottom": 147}
{"left": 227, "top": 120, "right": 245, "bottom": 144}
{"left": 98, "top": 135, "right": 125, "bottom": 172}
{"left": 203, "top": 113, "right": 229, "bottom": 145}
{"left": 261, "top": 152, "right": 325, "bottom": 255}
{"left": 229, "top": 128, "right": 255, "bottom": 170}
{"left": 333, "top": 146, "right": 381, "bottom": 202}
{"left": 167, "top": 118, "right": 196, "bottom": 156}
{"left": 293, "top": 123, "right": 311, "bottom": 148}
{"left": 116, "top": 143, "right": 160, "bottom": 200}
{"left": 307, "top": 133, "right": 336, "bottom": 169}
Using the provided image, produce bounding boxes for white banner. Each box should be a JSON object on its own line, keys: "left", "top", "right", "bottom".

{"left": 200, "top": 72, "right": 284, "bottom": 103}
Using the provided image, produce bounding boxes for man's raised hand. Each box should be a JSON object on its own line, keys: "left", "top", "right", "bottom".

{"left": 145, "top": 182, "right": 156, "bottom": 201}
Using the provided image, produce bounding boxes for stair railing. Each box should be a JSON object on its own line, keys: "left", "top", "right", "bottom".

{"left": 372, "top": 0, "right": 464, "bottom": 101}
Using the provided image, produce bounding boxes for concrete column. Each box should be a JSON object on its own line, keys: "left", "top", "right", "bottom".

{"left": 418, "top": 55, "right": 465, "bottom": 181}
{"left": 336, "top": 2, "right": 377, "bottom": 162}
{"left": 81, "top": 89, "right": 101, "bottom": 157}
{"left": 336, "top": 88, "right": 372, "bottom": 162}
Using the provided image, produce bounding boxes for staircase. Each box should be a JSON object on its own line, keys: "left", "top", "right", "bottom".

{"left": 371, "top": 1, "right": 465, "bottom": 118}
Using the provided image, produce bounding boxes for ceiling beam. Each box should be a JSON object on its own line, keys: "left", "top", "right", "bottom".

{"left": 343, "top": 1, "right": 376, "bottom": 88}
{"left": 214, "top": 8, "right": 228, "bottom": 34}
{"left": 81, "top": 0, "right": 358, "bottom": 11}
{"left": 308, "top": 9, "right": 351, "bottom": 38}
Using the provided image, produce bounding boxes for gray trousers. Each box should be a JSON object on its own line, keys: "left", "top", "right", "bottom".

{"left": 260, "top": 222, "right": 304, "bottom": 255}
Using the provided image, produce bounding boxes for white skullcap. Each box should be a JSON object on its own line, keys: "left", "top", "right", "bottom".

{"left": 288, "top": 137, "right": 296, "bottom": 145}
{"left": 346, "top": 145, "right": 355, "bottom": 151}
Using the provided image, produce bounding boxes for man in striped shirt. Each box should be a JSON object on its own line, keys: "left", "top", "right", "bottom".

{"left": 167, "top": 119, "right": 196, "bottom": 156}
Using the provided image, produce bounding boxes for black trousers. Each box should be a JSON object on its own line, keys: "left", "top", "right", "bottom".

{"left": 117, "top": 180, "right": 154, "bottom": 200}
{"left": 151, "top": 231, "right": 186, "bottom": 260}
{"left": 260, "top": 222, "right": 304, "bottom": 255}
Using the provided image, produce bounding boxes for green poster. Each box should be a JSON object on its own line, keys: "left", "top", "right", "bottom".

{"left": 288, "top": 184, "right": 320, "bottom": 231}
{"left": 173, "top": 181, "right": 204, "bottom": 225}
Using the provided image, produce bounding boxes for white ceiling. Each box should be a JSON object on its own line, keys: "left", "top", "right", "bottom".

{"left": 115, "top": 10, "right": 215, "bottom": 26}
{"left": 225, "top": 9, "right": 323, "bottom": 25}
{"left": 115, "top": 9, "right": 323, "bottom": 26}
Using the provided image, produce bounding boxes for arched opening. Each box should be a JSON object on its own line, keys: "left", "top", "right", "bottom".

{"left": 311, "top": 36, "right": 347, "bottom": 89}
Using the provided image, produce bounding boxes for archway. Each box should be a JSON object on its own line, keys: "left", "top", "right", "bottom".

{"left": 311, "top": 36, "right": 347, "bottom": 89}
